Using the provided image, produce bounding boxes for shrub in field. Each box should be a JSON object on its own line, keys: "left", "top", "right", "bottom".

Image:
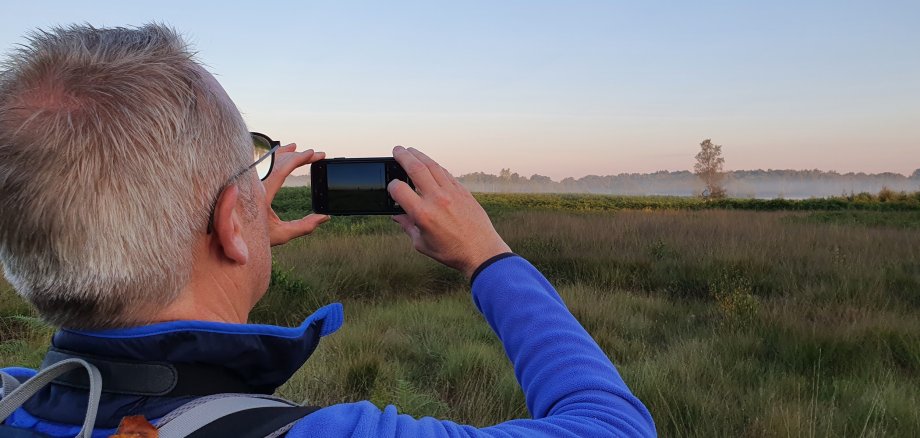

{"left": 384, "top": 380, "right": 449, "bottom": 419}
{"left": 878, "top": 186, "right": 899, "bottom": 202}
{"left": 345, "top": 358, "right": 380, "bottom": 398}
{"left": 885, "top": 263, "right": 920, "bottom": 308}
{"left": 709, "top": 268, "right": 759, "bottom": 329}
{"left": 849, "top": 192, "right": 875, "bottom": 202}
{"left": 249, "top": 261, "right": 328, "bottom": 325}
{"left": 270, "top": 261, "right": 311, "bottom": 295}
{"left": 648, "top": 239, "right": 670, "bottom": 261}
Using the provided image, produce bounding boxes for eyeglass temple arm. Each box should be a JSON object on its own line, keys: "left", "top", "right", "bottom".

{"left": 250, "top": 143, "right": 281, "bottom": 170}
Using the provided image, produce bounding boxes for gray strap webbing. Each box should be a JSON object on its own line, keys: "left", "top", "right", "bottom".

{"left": 0, "top": 371, "right": 21, "bottom": 397}
{"left": 0, "top": 358, "right": 102, "bottom": 438}
{"left": 157, "top": 396, "right": 296, "bottom": 438}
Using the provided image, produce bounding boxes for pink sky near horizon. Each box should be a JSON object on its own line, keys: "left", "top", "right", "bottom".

{"left": 252, "top": 111, "right": 918, "bottom": 180}
{"left": 2, "top": 2, "right": 918, "bottom": 180}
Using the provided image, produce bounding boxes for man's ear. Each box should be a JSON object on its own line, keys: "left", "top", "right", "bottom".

{"left": 212, "top": 184, "right": 249, "bottom": 264}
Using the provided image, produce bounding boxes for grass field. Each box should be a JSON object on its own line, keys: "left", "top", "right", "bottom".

{"left": 2, "top": 189, "right": 920, "bottom": 436}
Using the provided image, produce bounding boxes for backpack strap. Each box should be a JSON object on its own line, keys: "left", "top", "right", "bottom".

{"left": 185, "top": 405, "right": 319, "bottom": 438}
{"left": 0, "top": 359, "right": 102, "bottom": 438}
{"left": 1, "top": 370, "right": 22, "bottom": 397}
{"left": 156, "top": 395, "right": 320, "bottom": 438}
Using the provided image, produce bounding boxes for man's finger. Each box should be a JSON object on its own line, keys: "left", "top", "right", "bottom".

{"left": 276, "top": 149, "right": 321, "bottom": 175}
{"left": 291, "top": 213, "right": 330, "bottom": 235}
{"left": 388, "top": 179, "right": 422, "bottom": 216}
{"left": 392, "top": 214, "right": 422, "bottom": 247}
{"left": 263, "top": 149, "right": 317, "bottom": 199}
{"left": 407, "top": 147, "right": 452, "bottom": 188}
{"left": 393, "top": 146, "right": 437, "bottom": 195}
{"left": 392, "top": 214, "right": 415, "bottom": 232}
{"left": 270, "top": 213, "right": 330, "bottom": 246}
{"left": 264, "top": 150, "right": 325, "bottom": 201}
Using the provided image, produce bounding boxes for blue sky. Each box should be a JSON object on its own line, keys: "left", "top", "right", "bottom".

{"left": 2, "top": 1, "right": 918, "bottom": 178}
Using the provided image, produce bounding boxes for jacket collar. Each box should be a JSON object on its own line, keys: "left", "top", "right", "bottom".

{"left": 52, "top": 303, "right": 344, "bottom": 392}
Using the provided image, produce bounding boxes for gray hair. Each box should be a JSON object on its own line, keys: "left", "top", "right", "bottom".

{"left": 0, "top": 24, "right": 253, "bottom": 328}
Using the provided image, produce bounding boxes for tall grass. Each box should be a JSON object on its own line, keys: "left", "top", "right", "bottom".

{"left": 270, "top": 209, "right": 920, "bottom": 310}
{"left": 269, "top": 282, "right": 919, "bottom": 435}
{"left": 0, "top": 276, "right": 51, "bottom": 367}
{"left": 2, "top": 192, "right": 919, "bottom": 436}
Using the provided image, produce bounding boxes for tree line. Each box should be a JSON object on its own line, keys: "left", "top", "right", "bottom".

{"left": 457, "top": 169, "right": 919, "bottom": 199}
{"left": 459, "top": 139, "right": 919, "bottom": 199}
{"left": 459, "top": 168, "right": 919, "bottom": 199}
{"left": 281, "top": 139, "right": 918, "bottom": 199}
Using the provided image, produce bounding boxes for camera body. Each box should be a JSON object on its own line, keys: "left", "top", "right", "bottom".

{"left": 311, "top": 158, "right": 414, "bottom": 215}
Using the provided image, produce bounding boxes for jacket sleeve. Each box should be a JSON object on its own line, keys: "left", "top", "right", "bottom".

{"left": 287, "top": 255, "right": 656, "bottom": 437}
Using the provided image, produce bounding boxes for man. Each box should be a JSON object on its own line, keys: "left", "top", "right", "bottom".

{"left": 0, "top": 24, "right": 655, "bottom": 437}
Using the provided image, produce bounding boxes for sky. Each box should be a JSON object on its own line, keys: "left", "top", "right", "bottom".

{"left": 1, "top": 1, "right": 918, "bottom": 179}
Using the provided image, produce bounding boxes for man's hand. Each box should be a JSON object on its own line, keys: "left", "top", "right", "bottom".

{"left": 262, "top": 143, "right": 330, "bottom": 246}
{"left": 388, "top": 146, "right": 511, "bottom": 280}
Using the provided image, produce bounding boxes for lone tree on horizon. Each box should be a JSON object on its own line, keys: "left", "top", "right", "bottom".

{"left": 694, "top": 139, "right": 726, "bottom": 199}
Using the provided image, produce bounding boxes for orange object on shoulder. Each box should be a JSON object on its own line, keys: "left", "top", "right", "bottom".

{"left": 108, "top": 415, "right": 158, "bottom": 438}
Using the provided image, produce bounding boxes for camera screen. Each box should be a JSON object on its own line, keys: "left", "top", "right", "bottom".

{"left": 327, "top": 162, "right": 388, "bottom": 211}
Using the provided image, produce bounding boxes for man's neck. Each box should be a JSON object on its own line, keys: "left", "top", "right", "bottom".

{"left": 152, "top": 261, "right": 256, "bottom": 325}
{"left": 152, "top": 291, "right": 251, "bottom": 324}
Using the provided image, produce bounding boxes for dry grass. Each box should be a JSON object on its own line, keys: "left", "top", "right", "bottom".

{"left": 2, "top": 200, "right": 919, "bottom": 436}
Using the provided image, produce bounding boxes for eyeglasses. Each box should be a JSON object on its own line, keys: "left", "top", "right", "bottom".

{"left": 250, "top": 131, "right": 281, "bottom": 181}
{"left": 206, "top": 132, "right": 281, "bottom": 233}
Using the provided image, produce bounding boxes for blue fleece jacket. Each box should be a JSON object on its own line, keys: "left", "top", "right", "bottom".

{"left": 1, "top": 255, "right": 655, "bottom": 437}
